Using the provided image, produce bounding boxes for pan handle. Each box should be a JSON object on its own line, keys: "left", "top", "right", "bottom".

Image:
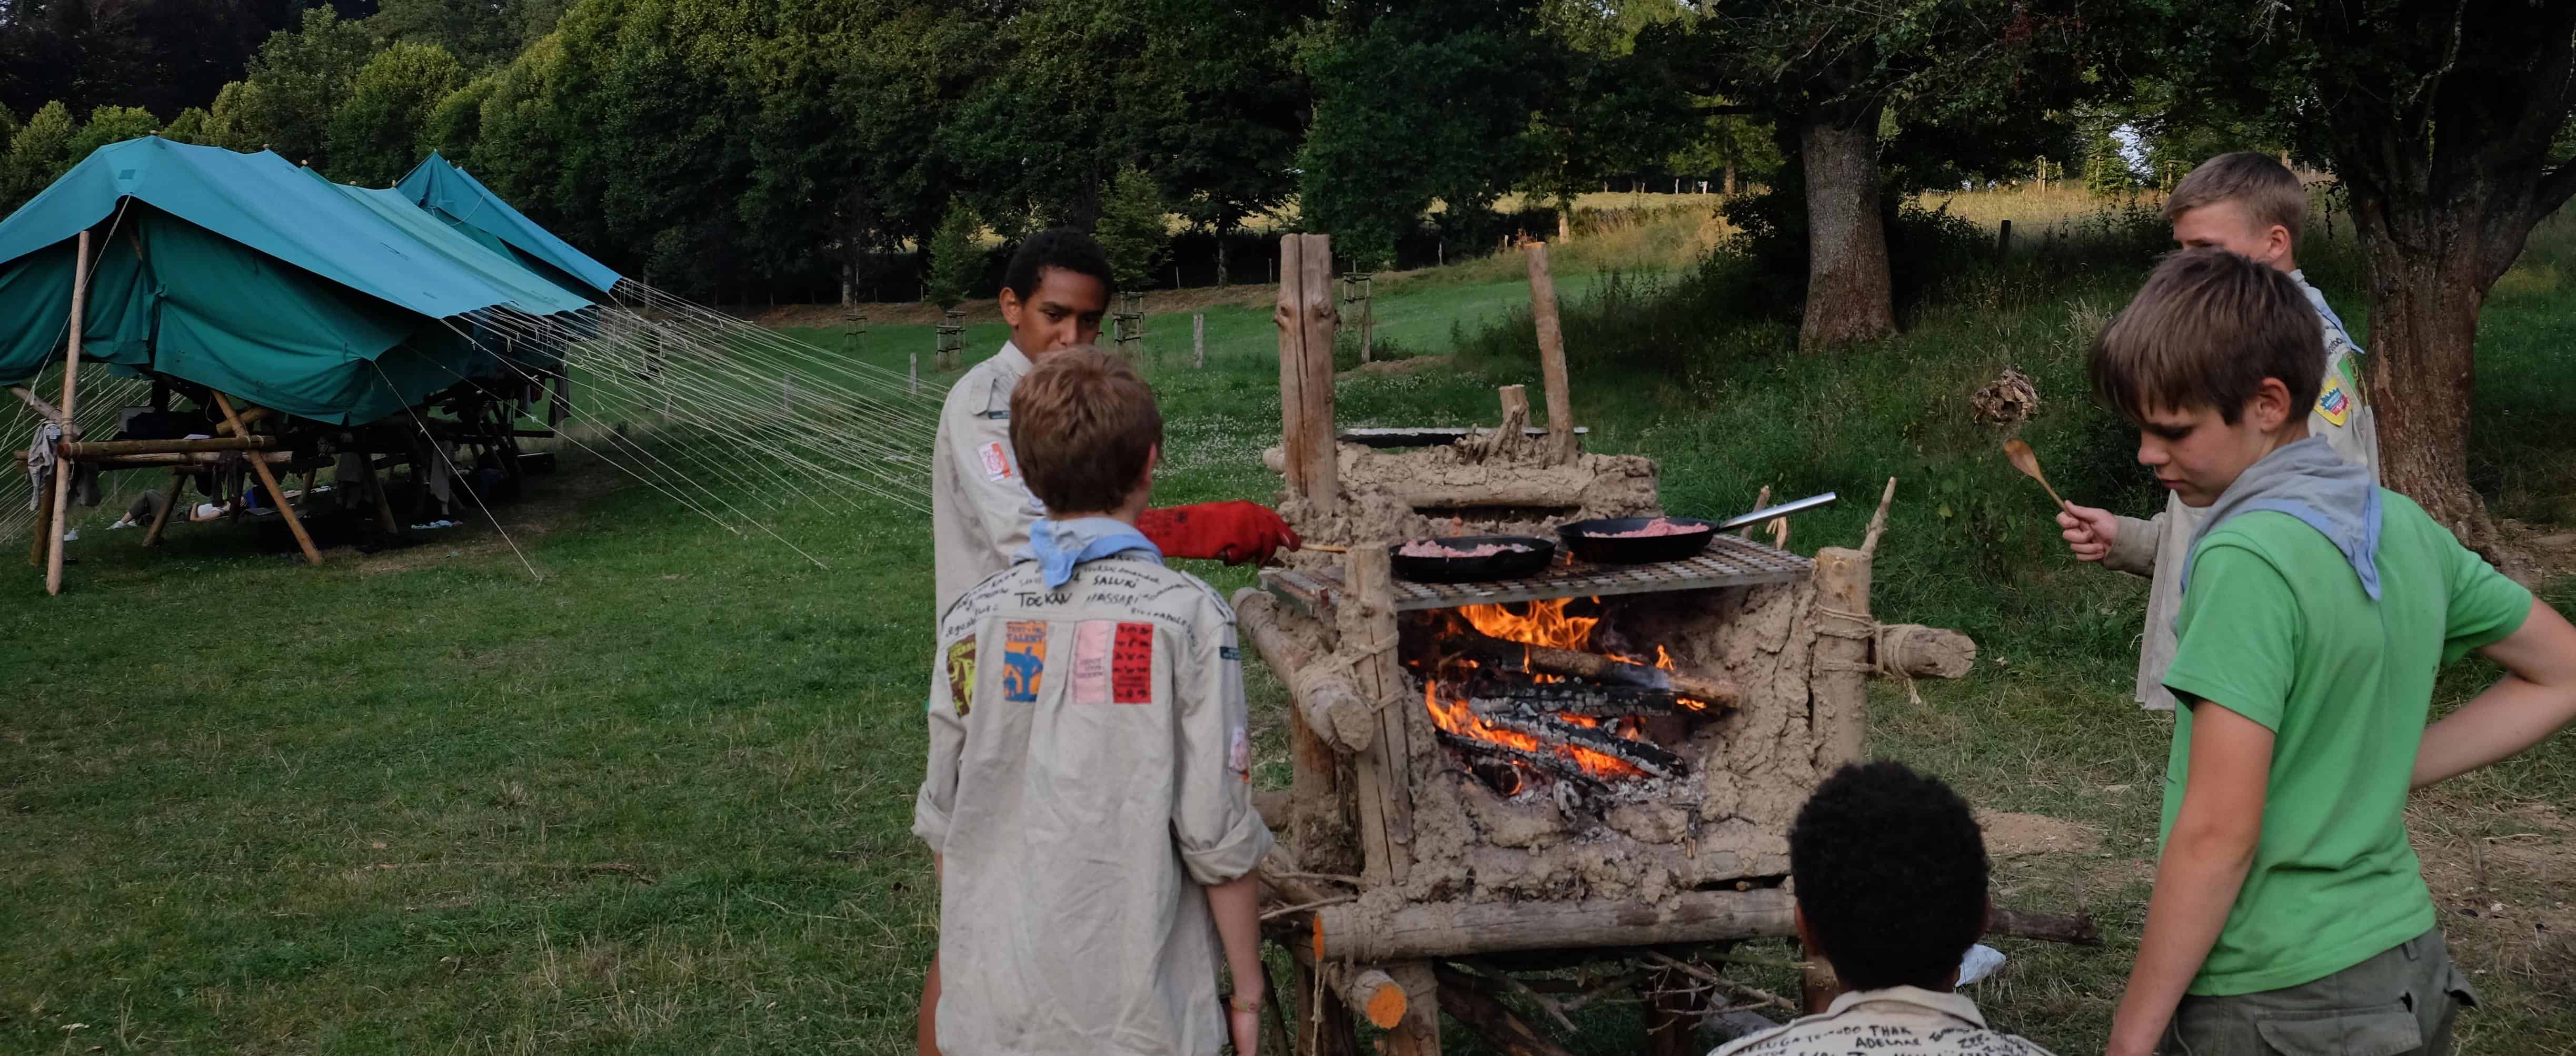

{"left": 1715, "top": 491, "right": 1839, "bottom": 531}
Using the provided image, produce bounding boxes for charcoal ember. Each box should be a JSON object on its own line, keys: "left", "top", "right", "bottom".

{"left": 1435, "top": 731, "right": 1610, "bottom": 792}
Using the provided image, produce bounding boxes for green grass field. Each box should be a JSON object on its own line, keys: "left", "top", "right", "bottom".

{"left": 5, "top": 193, "right": 2572, "bottom": 1054}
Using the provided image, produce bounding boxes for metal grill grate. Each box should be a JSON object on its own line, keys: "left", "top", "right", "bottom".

{"left": 1265, "top": 534, "right": 1814, "bottom": 613}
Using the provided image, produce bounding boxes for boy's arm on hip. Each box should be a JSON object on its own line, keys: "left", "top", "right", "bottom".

{"left": 2416, "top": 598, "right": 2576, "bottom": 789}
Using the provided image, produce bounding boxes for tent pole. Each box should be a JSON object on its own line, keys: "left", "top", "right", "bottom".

{"left": 213, "top": 391, "right": 323, "bottom": 566}
{"left": 44, "top": 230, "right": 92, "bottom": 596}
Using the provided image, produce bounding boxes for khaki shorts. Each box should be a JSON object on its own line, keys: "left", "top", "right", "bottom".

{"left": 2162, "top": 929, "right": 2478, "bottom": 1056}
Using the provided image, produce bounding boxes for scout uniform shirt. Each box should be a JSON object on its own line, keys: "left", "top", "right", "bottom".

{"left": 1709, "top": 985, "right": 2057, "bottom": 1055}
{"left": 912, "top": 544, "right": 1273, "bottom": 1056}
{"left": 2103, "top": 270, "right": 2380, "bottom": 710}
{"left": 931, "top": 341, "right": 1047, "bottom": 614}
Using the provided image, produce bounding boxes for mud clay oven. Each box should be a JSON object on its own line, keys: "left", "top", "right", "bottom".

{"left": 1239, "top": 236, "right": 2058, "bottom": 1056}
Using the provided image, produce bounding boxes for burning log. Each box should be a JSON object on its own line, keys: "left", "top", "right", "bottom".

{"left": 1465, "top": 636, "right": 1741, "bottom": 708}
{"left": 1436, "top": 731, "right": 1609, "bottom": 791}
{"left": 1465, "top": 675, "right": 1690, "bottom": 718}
{"left": 1479, "top": 713, "right": 1682, "bottom": 779}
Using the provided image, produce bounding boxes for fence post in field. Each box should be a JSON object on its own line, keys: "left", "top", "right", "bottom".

{"left": 1193, "top": 313, "right": 1206, "bottom": 369}
{"left": 1996, "top": 220, "right": 2013, "bottom": 261}
{"left": 783, "top": 372, "right": 794, "bottom": 416}
{"left": 910, "top": 353, "right": 919, "bottom": 396}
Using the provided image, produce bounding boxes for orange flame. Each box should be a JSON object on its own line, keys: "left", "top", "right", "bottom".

{"left": 1424, "top": 680, "right": 1647, "bottom": 781}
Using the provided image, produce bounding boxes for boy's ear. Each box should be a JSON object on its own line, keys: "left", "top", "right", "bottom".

{"left": 2265, "top": 223, "right": 2294, "bottom": 264}
{"left": 2251, "top": 376, "right": 2297, "bottom": 431}
{"left": 998, "top": 287, "right": 1022, "bottom": 327}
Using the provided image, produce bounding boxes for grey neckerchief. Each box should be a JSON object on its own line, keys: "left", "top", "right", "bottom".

{"left": 2179, "top": 435, "right": 2383, "bottom": 604}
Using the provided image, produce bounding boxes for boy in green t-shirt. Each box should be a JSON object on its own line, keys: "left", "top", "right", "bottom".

{"left": 2089, "top": 249, "right": 2576, "bottom": 1056}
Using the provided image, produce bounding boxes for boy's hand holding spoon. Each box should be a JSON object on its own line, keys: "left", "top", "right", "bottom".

{"left": 2003, "top": 439, "right": 2120, "bottom": 562}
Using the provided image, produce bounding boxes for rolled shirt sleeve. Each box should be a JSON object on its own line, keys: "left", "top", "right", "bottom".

{"left": 1170, "top": 603, "right": 1273, "bottom": 885}
{"left": 2441, "top": 537, "right": 2534, "bottom": 664}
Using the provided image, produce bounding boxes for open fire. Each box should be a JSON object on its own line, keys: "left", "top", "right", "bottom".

{"left": 1407, "top": 596, "right": 1717, "bottom": 801}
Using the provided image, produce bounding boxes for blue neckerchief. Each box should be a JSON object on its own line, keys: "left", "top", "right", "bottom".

{"left": 2180, "top": 436, "right": 2383, "bottom": 604}
{"left": 1018, "top": 516, "right": 1162, "bottom": 589}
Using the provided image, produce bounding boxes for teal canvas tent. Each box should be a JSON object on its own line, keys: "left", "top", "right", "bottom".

{"left": 0, "top": 137, "right": 595, "bottom": 425}
{"left": 397, "top": 152, "right": 623, "bottom": 303}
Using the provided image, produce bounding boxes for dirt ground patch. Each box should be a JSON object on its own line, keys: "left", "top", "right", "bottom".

{"left": 1978, "top": 810, "right": 2103, "bottom": 860}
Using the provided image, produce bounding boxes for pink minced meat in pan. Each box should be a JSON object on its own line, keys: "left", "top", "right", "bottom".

{"left": 1400, "top": 540, "right": 1533, "bottom": 558}
{"left": 1587, "top": 517, "right": 1708, "bottom": 539}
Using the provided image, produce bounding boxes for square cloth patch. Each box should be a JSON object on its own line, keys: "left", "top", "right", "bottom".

{"left": 2317, "top": 369, "right": 2353, "bottom": 427}
{"left": 1112, "top": 623, "right": 1155, "bottom": 703}
{"left": 1072, "top": 621, "right": 1115, "bottom": 705}
{"left": 1001, "top": 620, "right": 1047, "bottom": 703}
{"left": 943, "top": 638, "right": 977, "bottom": 716}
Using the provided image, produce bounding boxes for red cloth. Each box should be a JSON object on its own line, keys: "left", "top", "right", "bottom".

{"left": 1138, "top": 501, "right": 1300, "bottom": 566}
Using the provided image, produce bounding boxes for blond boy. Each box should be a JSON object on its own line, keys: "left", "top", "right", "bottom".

{"left": 915, "top": 348, "right": 1271, "bottom": 1055}
{"left": 2057, "top": 152, "right": 2379, "bottom": 709}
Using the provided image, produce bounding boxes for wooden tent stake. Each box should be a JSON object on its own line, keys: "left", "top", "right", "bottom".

{"left": 213, "top": 392, "right": 322, "bottom": 566}
{"left": 44, "top": 230, "right": 92, "bottom": 595}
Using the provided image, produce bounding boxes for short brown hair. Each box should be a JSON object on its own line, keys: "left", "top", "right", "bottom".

{"left": 1009, "top": 347, "right": 1163, "bottom": 514}
{"left": 2164, "top": 152, "right": 2305, "bottom": 249}
{"left": 2090, "top": 248, "right": 2323, "bottom": 425}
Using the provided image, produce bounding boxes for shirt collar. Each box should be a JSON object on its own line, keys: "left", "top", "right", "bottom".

{"left": 1822, "top": 985, "right": 1988, "bottom": 1029}
{"left": 994, "top": 340, "right": 1033, "bottom": 373}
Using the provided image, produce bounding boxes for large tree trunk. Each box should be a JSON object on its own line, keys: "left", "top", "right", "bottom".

{"left": 1797, "top": 105, "right": 1894, "bottom": 352}
{"left": 2353, "top": 225, "right": 2491, "bottom": 542}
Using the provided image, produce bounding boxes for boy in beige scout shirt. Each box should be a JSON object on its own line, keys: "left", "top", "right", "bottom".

{"left": 2056, "top": 152, "right": 2380, "bottom": 710}
{"left": 914, "top": 348, "right": 1272, "bottom": 1055}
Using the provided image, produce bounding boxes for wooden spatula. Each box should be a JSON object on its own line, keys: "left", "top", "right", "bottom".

{"left": 2002, "top": 439, "right": 2071, "bottom": 512}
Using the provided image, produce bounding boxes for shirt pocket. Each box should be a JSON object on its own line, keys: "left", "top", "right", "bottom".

{"left": 2251, "top": 1006, "right": 2421, "bottom": 1056}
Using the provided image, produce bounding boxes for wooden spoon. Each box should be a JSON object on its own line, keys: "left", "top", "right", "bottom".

{"left": 2002, "top": 439, "right": 2071, "bottom": 511}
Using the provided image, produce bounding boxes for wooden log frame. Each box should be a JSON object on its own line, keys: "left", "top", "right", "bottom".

{"left": 1336, "top": 546, "right": 1415, "bottom": 890}
{"left": 1434, "top": 963, "right": 1570, "bottom": 1056}
{"left": 1314, "top": 888, "right": 1798, "bottom": 962}
{"left": 1236, "top": 590, "right": 1376, "bottom": 752}
{"left": 42, "top": 230, "right": 92, "bottom": 595}
{"left": 213, "top": 392, "right": 322, "bottom": 566}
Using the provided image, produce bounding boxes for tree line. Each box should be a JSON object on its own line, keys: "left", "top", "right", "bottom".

{"left": 2, "top": 0, "right": 2572, "bottom": 540}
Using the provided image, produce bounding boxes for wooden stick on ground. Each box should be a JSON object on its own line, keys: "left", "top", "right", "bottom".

{"left": 1638, "top": 951, "right": 1798, "bottom": 1013}
{"left": 1458, "top": 960, "right": 1579, "bottom": 1033}
{"left": 1859, "top": 476, "right": 1897, "bottom": 558}
{"left": 213, "top": 392, "right": 322, "bottom": 566}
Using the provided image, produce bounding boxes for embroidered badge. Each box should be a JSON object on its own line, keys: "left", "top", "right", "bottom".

{"left": 1071, "top": 620, "right": 1113, "bottom": 705}
{"left": 1229, "top": 724, "right": 1252, "bottom": 779}
{"left": 1111, "top": 623, "right": 1155, "bottom": 704}
{"left": 979, "top": 441, "right": 1013, "bottom": 482}
{"left": 1218, "top": 645, "right": 1240, "bottom": 662}
{"left": 1001, "top": 620, "right": 1047, "bottom": 703}
{"left": 942, "top": 638, "right": 976, "bottom": 716}
{"left": 2316, "top": 369, "right": 2352, "bottom": 427}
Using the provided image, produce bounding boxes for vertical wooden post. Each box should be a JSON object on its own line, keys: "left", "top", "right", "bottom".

{"left": 213, "top": 392, "right": 321, "bottom": 566}
{"left": 1192, "top": 312, "right": 1206, "bottom": 369}
{"left": 1276, "top": 233, "right": 1338, "bottom": 514}
{"left": 1644, "top": 962, "right": 1712, "bottom": 1056}
{"left": 909, "top": 353, "right": 919, "bottom": 396}
{"left": 1524, "top": 242, "right": 1577, "bottom": 465}
{"left": 1813, "top": 545, "right": 1872, "bottom": 769}
{"left": 1382, "top": 961, "right": 1443, "bottom": 1056}
{"left": 43, "top": 230, "right": 93, "bottom": 595}
{"left": 1337, "top": 546, "right": 1412, "bottom": 889}
{"left": 1996, "top": 219, "right": 2013, "bottom": 261}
